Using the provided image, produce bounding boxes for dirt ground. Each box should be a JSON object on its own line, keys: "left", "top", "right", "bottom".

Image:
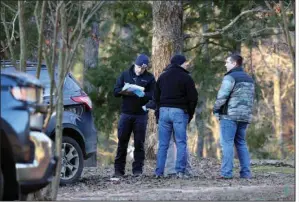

{"left": 57, "top": 157, "right": 295, "bottom": 201}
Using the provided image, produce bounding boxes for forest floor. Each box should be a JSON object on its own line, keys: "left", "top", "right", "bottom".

{"left": 57, "top": 157, "right": 295, "bottom": 201}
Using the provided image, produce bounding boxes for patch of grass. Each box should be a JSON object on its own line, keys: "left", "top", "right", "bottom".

{"left": 251, "top": 166, "right": 295, "bottom": 174}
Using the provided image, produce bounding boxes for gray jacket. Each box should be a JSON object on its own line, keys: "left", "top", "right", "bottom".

{"left": 213, "top": 67, "right": 255, "bottom": 123}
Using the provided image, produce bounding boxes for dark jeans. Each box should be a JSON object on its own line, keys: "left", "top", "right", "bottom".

{"left": 114, "top": 113, "right": 148, "bottom": 175}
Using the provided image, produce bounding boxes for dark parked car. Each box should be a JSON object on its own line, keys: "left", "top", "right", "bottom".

{"left": 1, "top": 69, "right": 57, "bottom": 200}
{"left": 1, "top": 61, "right": 98, "bottom": 184}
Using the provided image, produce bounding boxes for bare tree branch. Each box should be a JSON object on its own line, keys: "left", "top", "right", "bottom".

{"left": 83, "top": 1, "right": 105, "bottom": 26}
{"left": 42, "top": 1, "right": 62, "bottom": 132}
{"left": 34, "top": 1, "right": 40, "bottom": 32}
{"left": 250, "top": 27, "right": 283, "bottom": 37}
{"left": 1, "top": 9, "right": 17, "bottom": 68}
{"left": 18, "top": 1, "right": 26, "bottom": 71}
{"left": 10, "top": 10, "right": 19, "bottom": 41}
{"left": 65, "top": 1, "right": 105, "bottom": 76}
{"left": 202, "top": 7, "right": 271, "bottom": 37}
{"left": 50, "top": 1, "right": 67, "bottom": 200}
{"left": 47, "top": 1, "right": 55, "bottom": 25}
{"left": 66, "top": 1, "right": 75, "bottom": 24}
{"left": 36, "top": 1, "right": 47, "bottom": 79}
{"left": 281, "top": 81, "right": 294, "bottom": 99}
{"left": 65, "top": 1, "right": 72, "bottom": 8}
{"left": 279, "top": 0, "right": 295, "bottom": 70}
{"left": 184, "top": 42, "right": 205, "bottom": 52}
{"left": 260, "top": 88, "right": 274, "bottom": 111}
{"left": 281, "top": 71, "right": 294, "bottom": 99}
{"left": 69, "top": 2, "right": 82, "bottom": 44}
{"left": 1, "top": 2, "right": 17, "bottom": 13}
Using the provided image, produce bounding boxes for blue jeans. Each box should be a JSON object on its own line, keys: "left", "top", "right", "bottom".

{"left": 155, "top": 107, "right": 189, "bottom": 176}
{"left": 165, "top": 134, "right": 192, "bottom": 176}
{"left": 220, "top": 119, "right": 251, "bottom": 178}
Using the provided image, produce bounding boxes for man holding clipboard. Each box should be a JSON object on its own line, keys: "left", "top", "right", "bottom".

{"left": 113, "top": 54, "right": 155, "bottom": 177}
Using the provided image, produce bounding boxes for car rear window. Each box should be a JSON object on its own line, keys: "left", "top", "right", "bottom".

{"left": 26, "top": 68, "right": 81, "bottom": 96}
{"left": 63, "top": 75, "right": 81, "bottom": 94}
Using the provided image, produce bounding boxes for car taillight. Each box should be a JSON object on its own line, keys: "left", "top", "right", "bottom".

{"left": 71, "top": 95, "right": 92, "bottom": 109}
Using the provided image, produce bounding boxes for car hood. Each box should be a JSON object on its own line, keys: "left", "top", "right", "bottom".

{"left": 1, "top": 67, "right": 43, "bottom": 88}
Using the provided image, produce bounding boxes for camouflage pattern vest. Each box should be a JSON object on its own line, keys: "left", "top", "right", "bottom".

{"left": 216, "top": 67, "right": 255, "bottom": 123}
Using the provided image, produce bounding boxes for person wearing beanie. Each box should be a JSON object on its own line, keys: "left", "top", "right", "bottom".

{"left": 170, "top": 54, "right": 186, "bottom": 66}
{"left": 113, "top": 53, "right": 155, "bottom": 177}
{"left": 154, "top": 54, "right": 198, "bottom": 178}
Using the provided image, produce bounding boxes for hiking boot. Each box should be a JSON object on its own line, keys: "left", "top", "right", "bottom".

{"left": 113, "top": 171, "right": 124, "bottom": 178}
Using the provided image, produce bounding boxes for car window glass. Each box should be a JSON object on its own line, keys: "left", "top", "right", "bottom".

{"left": 63, "top": 75, "right": 81, "bottom": 94}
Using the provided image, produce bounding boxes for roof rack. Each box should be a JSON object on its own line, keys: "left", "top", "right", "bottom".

{"left": 0, "top": 60, "right": 47, "bottom": 66}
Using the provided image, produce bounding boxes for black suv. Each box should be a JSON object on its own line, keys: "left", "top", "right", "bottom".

{"left": 2, "top": 61, "right": 98, "bottom": 185}
{"left": 1, "top": 69, "right": 57, "bottom": 200}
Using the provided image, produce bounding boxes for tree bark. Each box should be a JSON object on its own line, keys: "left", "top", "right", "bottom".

{"left": 18, "top": 1, "right": 26, "bottom": 71}
{"left": 43, "top": 2, "right": 61, "bottom": 131}
{"left": 279, "top": 0, "right": 295, "bottom": 71}
{"left": 83, "top": 22, "right": 100, "bottom": 93}
{"left": 146, "top": 1, "right": 183, "bottom": 159}
{"left": 35, "top": 1, "right": 47, "bottom": 79}
{"left": 50, "top": 2, "right": 67, "bottom": 200}
{"left": 84, "top": 22, "right": 100, "bottom": 70}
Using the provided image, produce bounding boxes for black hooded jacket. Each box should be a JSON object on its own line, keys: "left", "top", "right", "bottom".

{"left": 114, "top": 65, "right": 156, "bottom": 115}
{"left": 154, "top": 64, "right": 198, "bottom": 121}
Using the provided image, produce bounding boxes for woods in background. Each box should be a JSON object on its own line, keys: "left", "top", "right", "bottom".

{"left": 0, "top": 0, "right": 295, "bottom": 164}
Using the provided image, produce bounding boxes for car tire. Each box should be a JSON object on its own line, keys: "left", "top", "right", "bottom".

{"left": 60, "top": 136, "right": 84, "bottom": 185}
{"left": 0, "top": 169, "right": 3, "bottom": 200}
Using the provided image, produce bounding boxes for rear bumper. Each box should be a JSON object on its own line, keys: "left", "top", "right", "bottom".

{"left": 16, "top": 131, "right": 57, "bottom": 194}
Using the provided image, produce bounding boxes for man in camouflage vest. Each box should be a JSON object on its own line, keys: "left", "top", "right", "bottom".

{"left": 213, "top": 54, "right": 255, "bottom": 179}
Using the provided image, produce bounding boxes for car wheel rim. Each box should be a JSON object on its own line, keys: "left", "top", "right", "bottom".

{"left": 60, "top": 142, "right": 80, "bottom": 180}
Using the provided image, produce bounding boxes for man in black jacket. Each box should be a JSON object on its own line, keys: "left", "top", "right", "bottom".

{"left": 113, "top": 54, "right": 155, "bottom": 176}
{"left": 154, "top": 54, "right": 198, "bottom": 178}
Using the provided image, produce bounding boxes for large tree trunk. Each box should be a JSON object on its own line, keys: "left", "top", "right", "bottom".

{"left": 145, "top": 1, "right": 183, "bottom": 159}
{"left": 18, "top": 1, "right": 26, "bottom": 71}
{"left": 83, "top": 22, "right": 100, "bottom": 92}
{"left": 279, "top": 0, "right": 295, "bottom": 71}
